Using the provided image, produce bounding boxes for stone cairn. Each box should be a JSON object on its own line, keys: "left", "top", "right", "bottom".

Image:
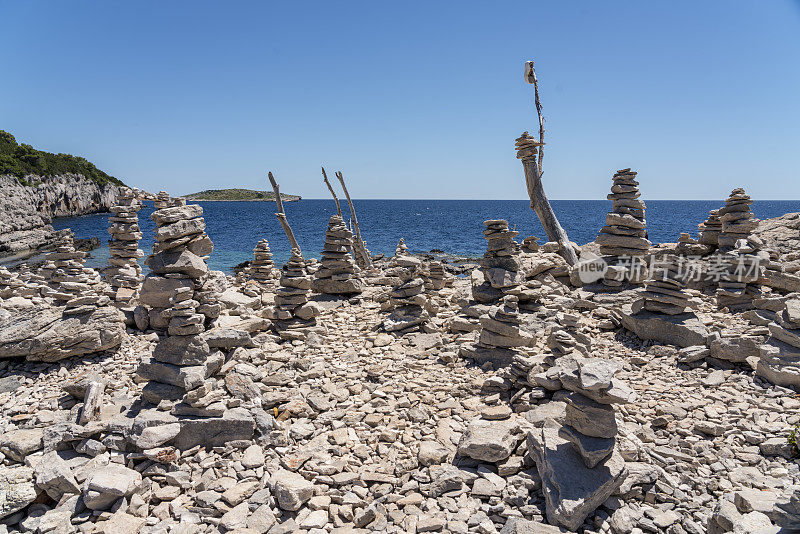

{"left": 757, "top": 297, "right": 800, "bottom": 388}
{"left": 40, "top": 234, "right": 107, "bottom": 314}
{"left": 137, "top": 196, "right": 228, "bottom": 413}
{"left": 528, "top": 352, "right": 633, "bottom": 530}
{"left": 596, "top": 169, "right": 650, "bottom": 286}
{"left": 698, "top": 209, "right": 723, "bottom": 247}
{"left": 715, "top": 189, "right": 763, "bottom": 310}
{"left": 312, "top": 214, "right": 364, "bottom": 295}
{"left": 246, "top": 239, "right": 278, "bottom": 283}
{"left": 268, "top": 248, "right": 319, "bottom": 327}
{"left": 473, "top": 220, "right": 522, "bottom": 303}
{"left": 382, "top": 245, "right": 430, "bottom": 333}
{"left": 639, "top": 254, "right": 693, "bottom": 314}
{"left": 423, "top": 261, "right": 447, "bottom": 291}
{"left": 105, "top": 187, "right": 144, "bottom": 302}
{"left": 0, "top": 266, "right": 41, "bottom": 300}
{"left": 460, "top": 295, "right": 532, "bottom": 365}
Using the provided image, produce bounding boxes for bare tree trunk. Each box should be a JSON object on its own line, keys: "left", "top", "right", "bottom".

{"left": 321, "top": 167, "right": 343, "bottom": 218}
{"left": 268, "top": 171, "right": 300, "bottom": 253}
{"left": 520, "top": 61, "right": 578, "bottom": 266}
{"left": 335, "top": 171, "right": 372, "bottom": 269}
{"left": 79, "top": 380, "right": 104, "bottom": 425}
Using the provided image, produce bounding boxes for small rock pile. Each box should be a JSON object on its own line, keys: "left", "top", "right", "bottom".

{"left": 698, "top": 208, "right": 723, "bottom": 247}
{"left": 423, "top": 260, "right": 447, "bottom": 291}
{"left": 312, "top": 214, "right": 364, "bottom": 295}
{"left": 0, "top": 266, "right": 40, "bottom": 300}
{"left": 267, "top": 248, "right": 320, "bottom": 330}
{"left": 395, "top": 238, "right": 408, "bottom": 256}
{"left": 596, "top": 169, "right": 651, "bottom": 257}
{"left": 136, "top": 198, "right": 215, "bottom": 331}
{"left": 247, "top": 239, "right": 278, "bottom": 283}
{"left": 528, "top": 353, "right": 634, "bottom": 530}
{"left": 105, "top": 187, "right": 144, "bottom": 302}
{"left": 40, "top": 234, "right": 106, "bottom": 313}
{"left": 757, "top": 297, "right": 800, "bottom": 388}
{"left": 460, "top": 295, "right": 532, "bottom": 366}
{"left": 473, "top": 220, "right": 522, "bottom": 303}
{"left": 639, "top": 255, "right": 693, "bottom": 314}
{"left": 382, "top": 254, "right": 430, "bottom": 333}
{"left": 717, "top": 188, "right": 758, "bottom": 249}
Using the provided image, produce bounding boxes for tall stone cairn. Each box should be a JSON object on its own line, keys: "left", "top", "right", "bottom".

{"left": 395, "top": 238, "right": 408, "bottom": 256}
{"left": 715, "top": 189, "right": 762, "bottom": 310}
{"left": 312, "top": 214, "right": 364, "bottom": 295}
{"left": 247, "top": 239, "right": 278, "bottom": 282}
{"left": 40, "top": 234, "right": 106, "bottom": 313}
{"left": 472, "top": 220, "right": 522, "bottom": 303}
{"left": 640, "top": 255, "right": 693, "bottom": 314}
{"left": 137, "top": 196, "right": 228, "bottom": 416}
{"left": 270, "top": 248, "right": 319, "bottom": 323}
{"left": 717, "top": 188, "right": 758, "bottom": 249}
{"left": 528, "top": 352, "right": 633, "bottom": 530}
{"left": 105, "top": 187, "right": 144, "bottom": 302}
{"left": 596, "top": 169, "right": 651, "bottom": 256}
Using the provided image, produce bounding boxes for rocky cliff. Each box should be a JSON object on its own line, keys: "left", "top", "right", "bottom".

{"left": 0, "top": 173, "right": 122, "bottom": 254}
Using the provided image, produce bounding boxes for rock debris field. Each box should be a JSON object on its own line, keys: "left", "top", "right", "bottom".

{"left": 0, "top": 185, "right": 799, "bottom": 534}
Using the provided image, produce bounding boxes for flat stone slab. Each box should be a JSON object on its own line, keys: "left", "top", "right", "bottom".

{"left": 618, "top": 304, "right": 709, "bottom": 348}
{"left": 0, "top": 305, "right": 125, "bottom": 362}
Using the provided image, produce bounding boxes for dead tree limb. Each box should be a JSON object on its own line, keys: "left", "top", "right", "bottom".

{"left": 321, "top": 166, "right": 343, "bottom": 218}
{"left": 268, "top": 171, "right": 300, "bottom": 252}
{"left": 520, "top": 61, "right": 578, "bottom": 266}
{"left": 335, "top": 170, "right": 372, "bottom": 269}
{"left": 79, "top": 380, "right": 104, "bottom": 425}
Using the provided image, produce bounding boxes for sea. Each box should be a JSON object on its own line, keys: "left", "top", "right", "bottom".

{"left": 37, "top": 199, "right": 800, "bottom": 273}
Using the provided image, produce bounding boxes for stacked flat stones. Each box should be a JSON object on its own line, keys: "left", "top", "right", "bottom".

{"left": 395, "top": 238, "right": 408, "bottom": 256}
{"left": 105, "top": 187, "right": 144, "bottom": 302}
{"left": 40, "top": 234, "right": 106, "bottom": 313}
{"left": 383, "top": 251, "right": 429, "bottom": 333}
{"left": 136, "top": 196, "right": 215, "bottom": 331}
{"left": 137, "top": 196, "right": 227, "bottom": 415}
{"left": 247, "top": 239, "right": 278, "bottom": 282}
{"left": 478, "top": 295, "right": 531, "bottom": 350}
{"left": 271, "top": 248, "right": 319, "bottom": 322}
{"left": 715, "top": 189, "right": 763, "bottom": 309}
{"left": 528, "top": 353, "right": 632, "bottom": 530}
{"left": 640, "top": 255, "right": 692, "bottom": 314}
{"left": 757, "top": 298, "right": 800, "bottom": 388}
{"left": 698, "top": 209, "right": 723, "bottom": 247}
{"left": 717, "top": 188, "right": 758, "bottom": 249}
{"left": 312, "top": 214, "right": 364, "bottom": 295}
{"left": 424, "top": 261, "right": 446, "bottom": 291}
{"left": 474, "top": 220, "right": 522, "bottom": 303}
{"left": 0, "top": 266, "right": 40, "bottom": 300}
{"left": 596, "top": 169, "right": 650, "bottom": 256}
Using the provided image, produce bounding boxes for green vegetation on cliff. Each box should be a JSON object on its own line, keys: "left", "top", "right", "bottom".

{"left": 183, "top": 188, "right": 301, "bottom": 201}
{"left": 0, "top": 130, "right": 124, "bottom": 187}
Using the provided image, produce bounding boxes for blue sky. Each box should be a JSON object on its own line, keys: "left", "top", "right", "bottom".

{"left": 1, "top": 1, "right": 798, "bottom": 199}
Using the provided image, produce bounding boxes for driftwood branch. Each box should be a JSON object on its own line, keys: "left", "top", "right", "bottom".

{"left": 335, "top": 171, "right": 372, "bottom": 269}
{"left": 520, "top": 61, "right": 578, "bottom": 266}
{"left": 268, "top": 171, "right": 300, "bottom": 252}
{"left": 79, "top": 380, "right": 104, "bottom": 425}
{"left": 321, "top": 166, "right": 343, "bottom": 218}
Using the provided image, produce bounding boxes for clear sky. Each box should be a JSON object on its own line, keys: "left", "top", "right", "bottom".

{"left": 1, "top": 1, "right": 798, "bottom": 199}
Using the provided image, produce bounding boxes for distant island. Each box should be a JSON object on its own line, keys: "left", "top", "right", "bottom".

{"left": 182, "top": 188, "right": 301, "bottom": 202}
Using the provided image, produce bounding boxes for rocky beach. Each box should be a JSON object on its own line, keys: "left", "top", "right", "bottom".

{"left": 0, "top": 177, "right": 798, "bottom": 534}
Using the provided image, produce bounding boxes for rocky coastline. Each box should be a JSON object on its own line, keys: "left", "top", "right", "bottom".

{"left": 0, "top": 182, "right": 798, "bottom": 534}
{"left": 0, "top": 173, "right": 123, "bottom": 256}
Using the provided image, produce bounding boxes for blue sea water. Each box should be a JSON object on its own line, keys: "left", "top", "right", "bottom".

{"left": 50, "top": 199, "right": 800, "bottom": 273}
